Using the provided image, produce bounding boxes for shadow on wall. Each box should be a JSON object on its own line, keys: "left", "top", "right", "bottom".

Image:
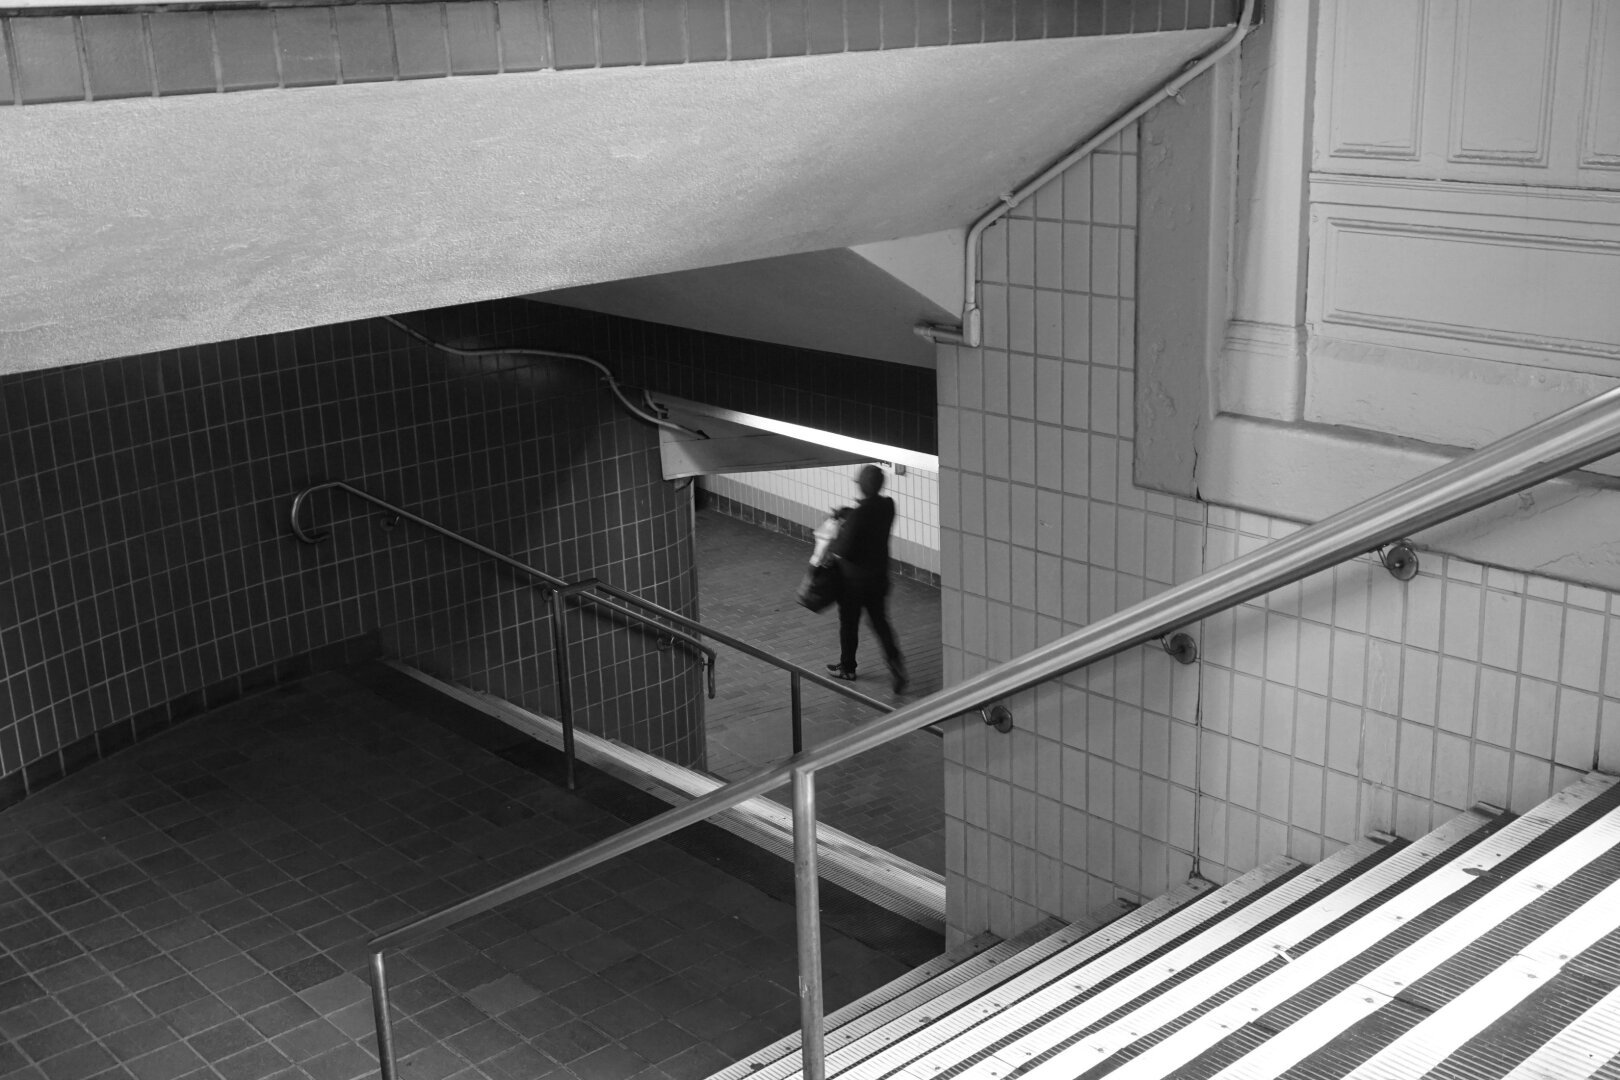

{"left": 0, "top": 299, "right": 704, "bottom": 808}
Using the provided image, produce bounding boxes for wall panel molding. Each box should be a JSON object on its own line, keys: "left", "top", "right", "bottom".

{"left": 1582, "top": 0, "right": 1620, "bottom": 171}
{"left": 1446, "top": 0, "right": 1559, "bottom": 167}
{"left": 1323, "top": 0, "right": 1428, "bottom": 161}
{"left": 1308, "top": 174, "right": 1620, "bottom": 376}
{"left": 1315, "top": 0, "right": 1618, "bottom": 189}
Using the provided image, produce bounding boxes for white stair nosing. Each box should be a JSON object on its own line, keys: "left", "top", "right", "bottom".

{"left": 1097, "top": 780, "right": 1615, "bottom": 1080}
{"left": 382, "top": 661, "right": 946, "bottom": 929}
{"left": 965, "top": 806, "right": 1496, "bottom": 1080}
{"left": 1205, "top": 790, "right": 1620, "bottom": 1075}
{"left": 801, "top": 882, "right": 1214, "bottom": 1080}
{"left": 1501, "top": 982, "right": 1620, "bottom": 1080}
{"left": 1341, "top": 878, "right": 1620, "bottom": 1079}
{"left": 713, "top": 920, "right": 1070, "bottom": 1080}
{"left": 873, "top": 857, "right": 1309, "bottom": 1080}
{"left": 933, "top": 833, "right": 1399, "bottom": 1080}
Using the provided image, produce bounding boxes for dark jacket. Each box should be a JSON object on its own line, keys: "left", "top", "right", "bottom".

{"left": 829, "top": 495, "right": 895, "bottom": 582}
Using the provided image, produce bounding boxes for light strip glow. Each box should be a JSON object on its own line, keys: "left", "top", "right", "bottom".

{"left": 654, "top": 394, "right": 940, "bottom": 472}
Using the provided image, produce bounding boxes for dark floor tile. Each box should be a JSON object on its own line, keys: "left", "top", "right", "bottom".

{"left": 192, "top": 956, "right": 263, "bottom": 993}
{"left": 157, "top": 996, "right": 233, "bottom": 1038}
{"left": 413, "top": 998, "right": 485, "bottom": 1040}
{"left": 299, "top": 1043, "right": 373, "bottom": 1080}
{"left": 294, "top": 975, "right": 367, "bottom": 1018}
{"left": 20, "top": 1016, "right": 94, "bottom": 1062}
{"left": 124, "top": 1042, "right": 204, "bottom": 1080}
{"left": 549, "top": 977, "right": 620, "bottom": 1017}
{"left": 33, "top": 1042, "right": 116, "bottom": 1080}
{"left": 215, "top": 976, "right": 287, "bottom": 1014}
{"left": 462, "top": 975, "right": 538, "bottom": 1018}
{"left": 137, "top": 976, "right": 210, "bottom": 1017}
{"left": 482, "top": 1043, "right": 555, "bottom": 1080}
{"left": 442, "top": 1018, "right": 523, "bottom": 1064}
{"left": 186, "top": 1017, "right": 259, "bottom": 1062}
{"left": 268, "top": 1018, "right": 347, "bottom": 1064}
{"left": 272, "top": 956, "right": 340, "bottom": 994}
{"left": 101, "top": 1015, "right": 182, "bottom": 1062}
{"left": 0, "top": 976, "right": 46, "bottom": 1010}
{"left": 2, "top": 662, "right": 928, "bottom": 1080}
{"left": 583, "top": 994, "right": 661, "bottom": 1039}
{"left": 212, "top": 1042, "right": 289, "bottom": 1080}
{"left": 0, "top": 997, "right": 69, "bottom": 1040}
{"left": 241, "top": 996, "right": 317, "bottom": 1039}
{"left": 116, "top": 956, "right": 184, "bottom": 994}
{"left": 621, "top": 1020, "right": 699, "bottom": 1065}
{"left": 572, "top": 1042, "right": 649, "bottom": 1080}
{"left": 654, "top": 1042, "right": 732, "bottom": 1080}
{"left": 668, "top": 997, "right": 746, "bottom": 1041}
{"left": 78, "top": 997, "right": 154, "bottom": 1039}
{"left": 392, "top": 1043, "right": 463, "bottom": 1080}
{"left": 530, "top": 1018, "right": 611, "bottom": 1064}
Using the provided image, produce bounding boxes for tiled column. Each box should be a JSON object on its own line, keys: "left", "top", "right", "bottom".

{"left": 938, "top": 127, "right": 1203, "bottom": 942}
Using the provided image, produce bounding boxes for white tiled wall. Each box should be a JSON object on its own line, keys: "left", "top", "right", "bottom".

{"left": 704, "top": 464, "right": 940, "bottom": 575}
{"left": 935, "top": 122, "right": 1620, "bottom": 944}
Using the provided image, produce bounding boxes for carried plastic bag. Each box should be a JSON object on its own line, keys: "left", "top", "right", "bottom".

{"left": 796, "top": 562, "right": 841, "bottom": 613}
{"left": 799, "top": 509, "right": 850, "bottom": 613}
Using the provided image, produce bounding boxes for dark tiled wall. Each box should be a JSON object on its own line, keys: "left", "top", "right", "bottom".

{"left": 515, "top": 300, "right": 939, "bottom": 454}
{"left": 0, "top": 0, "right": 1239, "bottom": 106}
{"left": 0, "top": 299, "right": 704, "bottom": 807}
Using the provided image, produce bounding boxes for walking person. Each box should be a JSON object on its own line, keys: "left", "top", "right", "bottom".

{"left": 825, "top": 464, "right": 908, "bottom": 693}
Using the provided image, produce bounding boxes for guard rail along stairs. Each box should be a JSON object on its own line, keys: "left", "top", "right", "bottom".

{"left": 354, "top": 387, "right": 1620, "bottom": 1080}
{"left": 289, "top": 480, "right": 959, "bottom": 785}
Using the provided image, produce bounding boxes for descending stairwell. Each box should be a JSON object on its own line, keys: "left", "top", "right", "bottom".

{"left": 710, "top": 773, "right": 1620, "bottom": 1080}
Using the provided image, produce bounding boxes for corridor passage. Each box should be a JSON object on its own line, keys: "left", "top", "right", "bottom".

{"left": 694, "top": 510, "right": 945, "bottom": 874}
{"left": 0, "top": 671, "right": 933, "bottom": 1080}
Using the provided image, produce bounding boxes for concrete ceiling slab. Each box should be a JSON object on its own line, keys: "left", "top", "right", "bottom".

{"left": 530, "top": 243, "right": 958, "bottom": 368}
{"left": 0, "top": 29, "right": 1225, "bottom": 372}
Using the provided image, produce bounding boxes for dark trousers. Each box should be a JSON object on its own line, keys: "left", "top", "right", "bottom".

{"left": 836, "top": 576, "right": 903, "bottom": 675}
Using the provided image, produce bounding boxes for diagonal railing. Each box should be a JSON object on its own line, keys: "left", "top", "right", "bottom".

{"left": 289, "top": 480, "right": 943, "bottom": 789}
{"left": 359, "top": 386, "right": 1620, "bottom": 1080}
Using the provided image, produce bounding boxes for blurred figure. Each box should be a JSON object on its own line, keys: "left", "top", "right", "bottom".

{"left": 825, "top": 464, "right": 908, "bottom": 693}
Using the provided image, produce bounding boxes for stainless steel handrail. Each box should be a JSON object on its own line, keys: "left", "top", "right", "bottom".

{"left": 289, "top": 481, "right": 937, "bottom": 774}
{"left": 362, "top": 383, "right": 1620, "bottom": 1080}
{"left": 291, "top": 479, "right": 721, "bottom": 786}
{"left": 288, "top": 479, "right": 907, "bottom": 715}
{"left": 289, "top": 480, "right": 711, "bottom": 656}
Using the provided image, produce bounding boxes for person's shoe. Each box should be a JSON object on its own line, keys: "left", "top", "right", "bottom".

{"left": 889, "top": 660, "right": 909, "bottom": 695}
{"left": 827, "top": 663, "right": 857, "bottom": 681}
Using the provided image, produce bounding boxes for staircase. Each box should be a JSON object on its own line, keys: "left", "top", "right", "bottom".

{"left": 711, "top": 773, "right": 1620, "bottom": 1080}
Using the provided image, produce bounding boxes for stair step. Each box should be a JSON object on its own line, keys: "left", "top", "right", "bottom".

{"left": 886, "top": 836, "right": 1380, "bottom": 1080}
{"left": 680, "top": 779, "right": 1620, "bottom": 1080}
{"left": 710, "top": 918, "right": 1070, "bottom": 1080}
{"left": 837, "top": 855, "right": 1310, "bottom": 1080}
{"left": 1138, "top": 772, "right": 1620, "bottom": 1080}
{"left": 1496, "top": 980, "right": 1620, "bottom": 1080}
{"left": 788, "top": 879, "right": 1218, "bottom": 1080}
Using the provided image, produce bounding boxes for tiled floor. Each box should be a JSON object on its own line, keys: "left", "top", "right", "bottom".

{"left": 693, "top": 510, "right": 945, "bottom": 874}
{"left": 0, "top": 671, "right": 931, "bottom": 1080}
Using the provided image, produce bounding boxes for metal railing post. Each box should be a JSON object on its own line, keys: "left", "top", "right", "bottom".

{"left": 790, "top": 672, "right": 804, "bottom": 755}
{"left": 792, "top": 766, "right": 827, "bottom": 1080}
{"left": 369, "top": 951, "right": 398, "bottom": 1080}
{"left": 548, "top": 590, "right": 578, "bottom": 791}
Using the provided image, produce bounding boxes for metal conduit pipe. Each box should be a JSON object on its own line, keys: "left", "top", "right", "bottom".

{"left": 916, "top": 0, "right": 1259, "bottom": 348}
{"left": 380, "top": 314, "right": 707, "bottom": 439}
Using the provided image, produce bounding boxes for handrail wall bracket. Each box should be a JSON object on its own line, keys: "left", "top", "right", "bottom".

{"left": 1161, "top": 632, "right": 1199, "bottom": 666}
{"left": 1379, "top": 539, "right": 1420, "bottom": 582}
